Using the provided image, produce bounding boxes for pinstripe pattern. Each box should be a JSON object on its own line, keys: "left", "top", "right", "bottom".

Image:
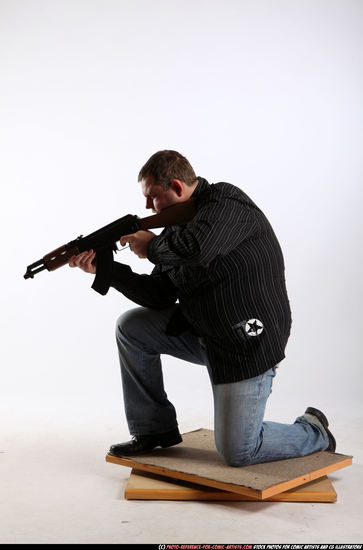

{"left": 95, "top": 177, "right": 292, "bottom": 384}
{"left": 147, "top": 177, "right": 292, "bottom": 384}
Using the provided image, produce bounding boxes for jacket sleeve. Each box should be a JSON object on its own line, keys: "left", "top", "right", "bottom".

{"left": 91, "top": 249, "right": 177, "bottom": 309}
{"left": 146, "top": 194, "right": 258, "bottom": 268}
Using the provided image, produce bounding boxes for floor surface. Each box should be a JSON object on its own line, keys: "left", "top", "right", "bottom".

{"left": 1, "top": 412, "right": 362, "bottom": 544}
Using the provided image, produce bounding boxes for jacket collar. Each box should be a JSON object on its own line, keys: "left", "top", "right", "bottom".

{"left": 191, "top": 176, "right": 209, "bottom": 198}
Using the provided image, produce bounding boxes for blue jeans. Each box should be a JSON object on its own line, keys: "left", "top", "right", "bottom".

{"left": 115, "top": 306, "right": 329, "bottom": 466}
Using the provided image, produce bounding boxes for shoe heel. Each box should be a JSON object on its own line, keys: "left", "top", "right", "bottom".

{"left": 160, "top": 435, "right": 183, "bottom": 448}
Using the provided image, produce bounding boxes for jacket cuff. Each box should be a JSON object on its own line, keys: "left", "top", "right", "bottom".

{"left": 147, "top": 235, "right": 163, "bottom": 264}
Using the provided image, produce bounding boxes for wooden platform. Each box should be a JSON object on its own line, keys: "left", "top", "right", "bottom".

{"left": 125, "top": 469, "right": 337, "bottom": 502}
{"left": 106, "top": 429, "right": 352, "bottom": 501}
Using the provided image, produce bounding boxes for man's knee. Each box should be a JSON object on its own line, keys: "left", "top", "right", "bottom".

{"left": 116, "top": 309, "right": 134, "bottom": 335}
{"left": 116, "top": 305, "right": 176, "bottom": 342}
{"left": 218, "top": 449, "right": 254, "bottom": 467}
{"left": 115, "top": 309, "right": 154, "bottom": 371}
{"left": 116, "top": 308, "right": 141, "bottom": 339}
{"left": 215, "top": 437, "right": 256, "bottom": 467}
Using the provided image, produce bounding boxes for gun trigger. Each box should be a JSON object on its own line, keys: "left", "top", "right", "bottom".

{"left": 115, "top": 242, "right": 130, "bottom": 252}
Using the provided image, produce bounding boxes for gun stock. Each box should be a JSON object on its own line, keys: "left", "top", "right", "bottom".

{"left": 139, "top": 199, "right": 196, "bottom": 230}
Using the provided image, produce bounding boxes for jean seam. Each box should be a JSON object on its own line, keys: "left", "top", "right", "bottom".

{"left": 246, "top": 373, "right": 268, "bottom": 462}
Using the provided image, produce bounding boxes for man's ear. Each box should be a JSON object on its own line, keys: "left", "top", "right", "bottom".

{"left": 169, "top": 179, "right": 184, "bottom": 197}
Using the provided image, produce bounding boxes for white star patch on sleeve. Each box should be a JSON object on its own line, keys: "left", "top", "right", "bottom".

{"left": 245, "top": 319, "right": 264, "bottom": 336}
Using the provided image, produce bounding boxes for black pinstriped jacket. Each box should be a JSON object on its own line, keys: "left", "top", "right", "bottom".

{"left": 93, "top": 177, "right": 292, "bottom": 384}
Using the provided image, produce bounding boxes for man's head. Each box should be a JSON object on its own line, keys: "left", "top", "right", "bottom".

{"left": 138, "top": 150, "right": 198, "bottom": 213}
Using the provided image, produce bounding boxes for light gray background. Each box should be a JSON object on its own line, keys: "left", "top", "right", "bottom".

{"left": 1, "top": 0, "right": 362, "bottom": 544}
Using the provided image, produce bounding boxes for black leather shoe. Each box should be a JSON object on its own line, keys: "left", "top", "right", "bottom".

{"left": 305, "top": 407, "right": 336, "bottom": 452}
{"left": 109, "top": 428, "right": 182, "bottom": 457}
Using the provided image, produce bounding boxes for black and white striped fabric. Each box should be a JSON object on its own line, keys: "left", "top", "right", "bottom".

{"left": 94, "top": 177, "right": 292, "bottom": 384}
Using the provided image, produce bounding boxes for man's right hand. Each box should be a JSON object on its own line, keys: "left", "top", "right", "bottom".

{"left": 68, "top": 250, "right": 97, "bottom": 274}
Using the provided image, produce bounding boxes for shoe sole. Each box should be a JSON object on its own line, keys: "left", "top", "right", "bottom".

{"left": 305, "top": 407, "right": 336, "bottom": 452}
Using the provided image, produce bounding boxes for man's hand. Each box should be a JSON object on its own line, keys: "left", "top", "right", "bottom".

{"left": 68, "top": 250, "right": 97, "bottom": 274}
{"left": 120, "top": 230, "right": 156, "bottom": 258}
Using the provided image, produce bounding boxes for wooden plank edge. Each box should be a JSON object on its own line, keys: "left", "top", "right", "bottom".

{"left": 260, "top": 456, "right": 352, "bottom": 499}
{"left": 125, "top": 487, "right": 337, "bottom": 502}
{"left": 106, "top": 453, "right": 351, "bottom": 501}
{"left": 125, "top": 484, "right": 337, "bottom": 503}
{"left": 126, "top": 470, "right": 337, "bottom": 502}
{"left": 106, "top": 454, "right": 263, "bottom": 499}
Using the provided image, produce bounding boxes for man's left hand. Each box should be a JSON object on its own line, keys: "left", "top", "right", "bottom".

{"left": 120, "top": 230, "right": 156, "bottom": 258}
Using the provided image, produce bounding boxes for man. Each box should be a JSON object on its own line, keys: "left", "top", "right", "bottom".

{"left": 69, "top": 150, "right": 335, "bottom": 466}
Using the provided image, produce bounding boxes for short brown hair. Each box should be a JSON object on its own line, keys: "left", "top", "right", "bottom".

{"left": 138, "top": 150, "right": 197, "bottom": 189}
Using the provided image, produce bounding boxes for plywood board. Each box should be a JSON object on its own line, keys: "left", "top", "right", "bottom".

{"left": 106, "top": 428, "right": 352, "bottom": 500}
{"left": 125, "top": 469, "right": 337, "bottom": 502}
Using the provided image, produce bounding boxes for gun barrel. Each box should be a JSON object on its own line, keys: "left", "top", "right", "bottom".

{"left": 24, "top": 259, "right": 47, "bottom": 279}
